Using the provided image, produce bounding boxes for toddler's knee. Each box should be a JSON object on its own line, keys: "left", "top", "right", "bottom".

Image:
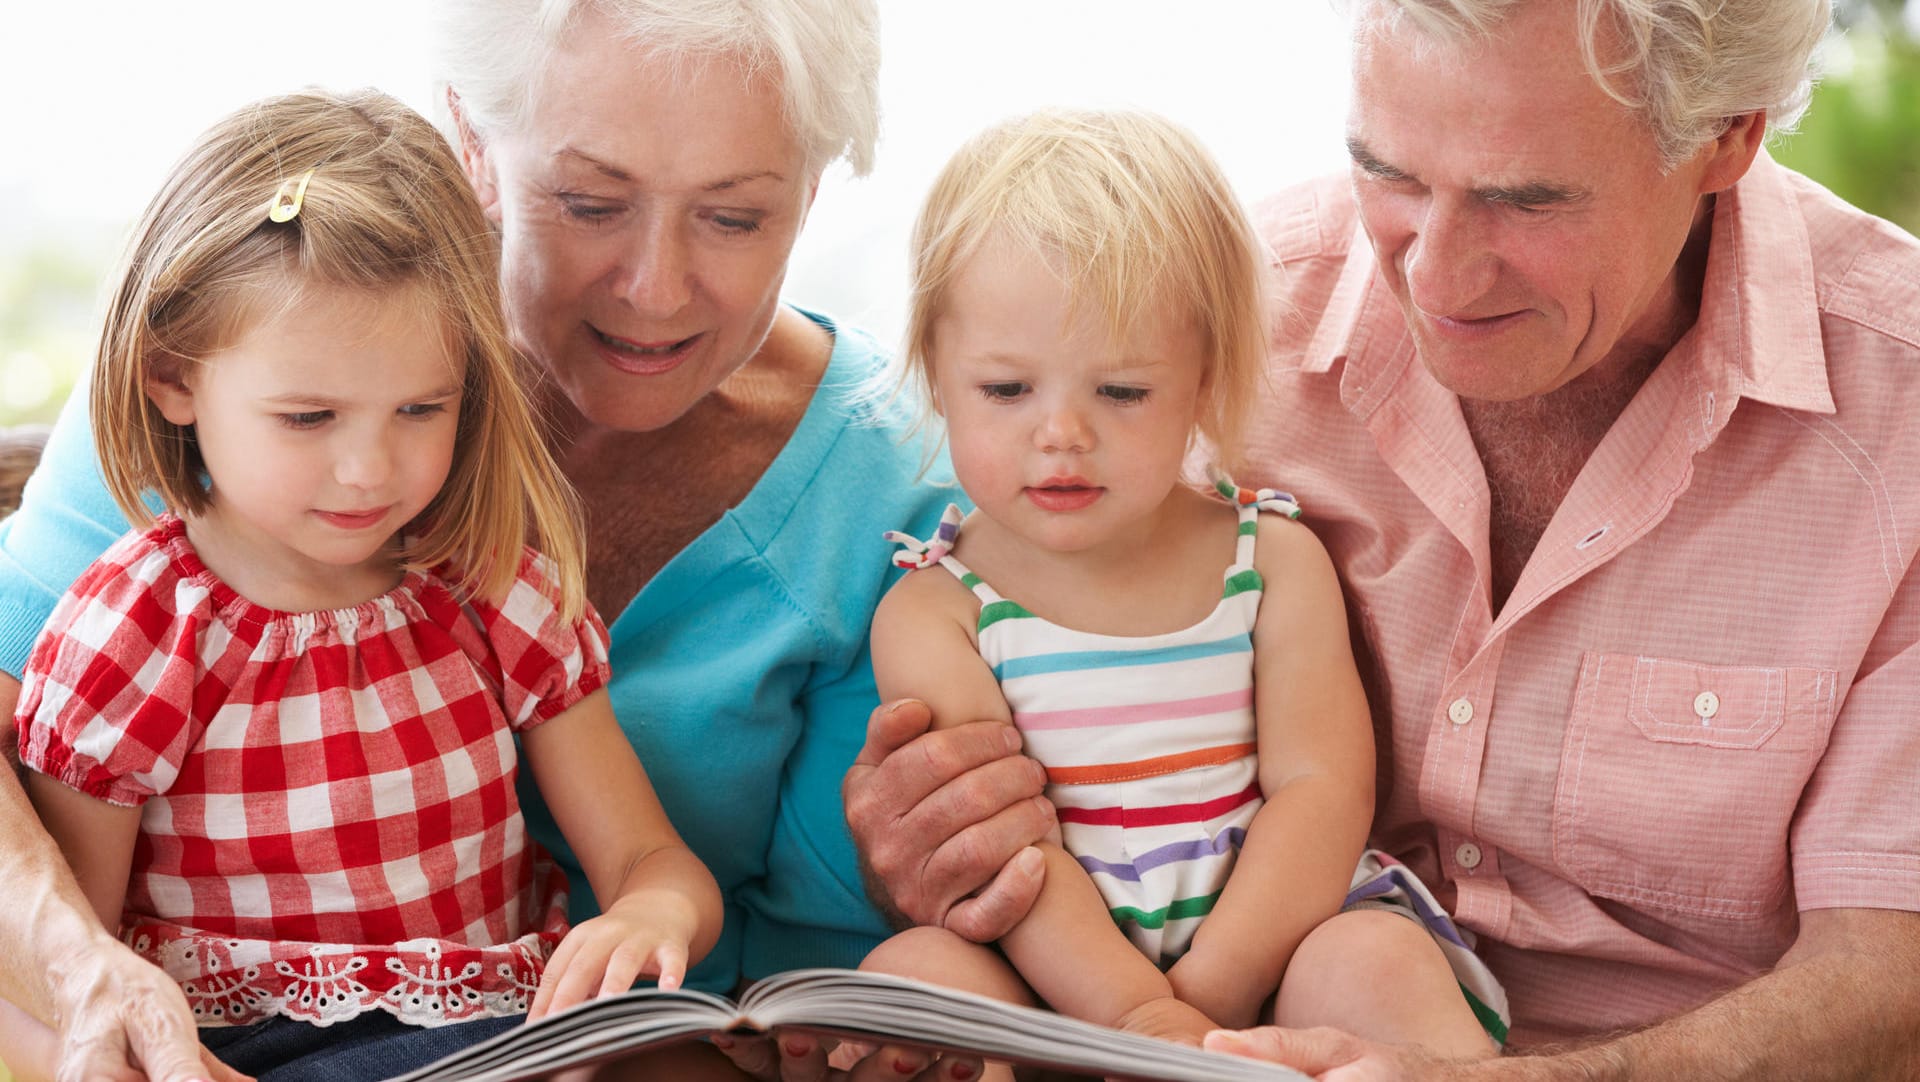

{"left": 861, "top": 926, "right": 1032, "bottom": 1005}
{"left": 1282, "top": 909, "right": 1440, "bottom": 1008}
{"left": 861, "top": 926, "right": 982, "bottom": 980}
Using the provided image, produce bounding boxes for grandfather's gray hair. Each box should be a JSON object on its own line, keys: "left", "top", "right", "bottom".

{"left": 435, "top": 0, "right": 881, "bottom": 176}
{"left": 1357, "top": 0, "right": 1830, "bottom": 166}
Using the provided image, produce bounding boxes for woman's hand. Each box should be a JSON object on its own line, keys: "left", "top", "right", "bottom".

{"left": 42, "top": 937, "right": 254, "bottom": 1082}
{"left": 528, "top": 891, "right": 701, "bottom": 1019}
{"left": 711, "top": 1030, "right": 983, "bottom": 1082}
{"left": 842, "top": 699, "right": 1053, "bottom": 941}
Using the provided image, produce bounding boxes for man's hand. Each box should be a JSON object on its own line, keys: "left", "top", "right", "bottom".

{"left": 843, "top": 699, "right": 1052, "bottom": 941}
{"left": 1203, "top": 1026, "right": 1454, "bottom": 1082}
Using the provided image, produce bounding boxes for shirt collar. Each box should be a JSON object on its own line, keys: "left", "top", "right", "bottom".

{"left": 1303, "top": 151, "right": 1833, "bottom": 415}
{"left": 1689, "top": 150, "right": 1834, "bottom": 415}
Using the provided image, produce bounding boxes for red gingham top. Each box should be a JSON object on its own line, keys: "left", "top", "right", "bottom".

{"left": 16, "top": 515, "right": 608, "bottom": 1028}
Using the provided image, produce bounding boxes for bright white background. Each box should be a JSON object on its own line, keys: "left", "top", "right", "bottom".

{"left": 0, "top": 3, "right": 1353, "bottom": 415}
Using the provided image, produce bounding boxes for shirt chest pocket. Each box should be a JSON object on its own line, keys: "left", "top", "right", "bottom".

{"left": 1551, "top": 653, "right": 1839, "bottom": 920}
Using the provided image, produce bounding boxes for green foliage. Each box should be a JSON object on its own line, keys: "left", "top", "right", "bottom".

{"left": 0, "top": 240, "right": 99, "bottom": 426}
{"left": 1773, "top": 26, "right": 1920, "bottom": 236}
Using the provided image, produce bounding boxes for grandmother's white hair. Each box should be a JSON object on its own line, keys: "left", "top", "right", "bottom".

{"left": 435, "top": 0, "right": 881, "bottom": 176}
{"left": 1357, "top": 0, "right": 1829, "bottom": 166}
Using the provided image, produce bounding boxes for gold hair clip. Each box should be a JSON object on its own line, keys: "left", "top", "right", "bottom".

{"left": 266, "top": 169, "right": 316, "bottom": 223}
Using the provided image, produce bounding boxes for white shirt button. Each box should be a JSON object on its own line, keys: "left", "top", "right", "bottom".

{"left": 1455, "top": 842, "right": 1483, "bottom": 870}
{"left": 1447, "top": 698, "right": 1474, "bottom": 726}
{"left": 1694, "top": 691, "right": 1720, "bottom": 720}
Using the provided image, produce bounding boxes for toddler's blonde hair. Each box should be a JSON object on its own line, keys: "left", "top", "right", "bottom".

{"left": 91, "top": 88, "right": 587, "bottom": 619}
{"left": 903, "top": 108, "right": 1269, "bottom": 460}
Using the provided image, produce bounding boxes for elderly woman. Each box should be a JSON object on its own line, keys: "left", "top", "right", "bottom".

{"left": 0, "top": 1, "right": 956, "bottom": 1078}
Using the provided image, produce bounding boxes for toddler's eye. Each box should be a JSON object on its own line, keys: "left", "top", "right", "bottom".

{"left": 278, "top": 411, "right": 332, "bottom": 429}
{"left": 1098, "top": 384, "right": 1150, "bottom": 404}
{"left": 979, "top": 382, "right": 1029, "bottom": 401}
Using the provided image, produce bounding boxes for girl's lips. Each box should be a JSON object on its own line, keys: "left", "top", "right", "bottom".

{"left": 316, "top": 507, "right": 390, "bottom": 530}
{"left": 1025, "top": 485, "right": 1104, "bottom": 513}
{"left": 591, "top": 326, "right": 701, "bottom": 375}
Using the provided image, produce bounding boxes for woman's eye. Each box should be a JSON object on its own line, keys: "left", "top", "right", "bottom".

{"left": 557, "top": 194, "right": 621, "bottom": 222}
{"left": 979, "top": 382, "right": 1028, "bottom": 402}
{"left": 1099, "top": 384, "right": 1150, "bottom": 404}
{"left": 278, "top": 411, "right": 332, "bottom": 429}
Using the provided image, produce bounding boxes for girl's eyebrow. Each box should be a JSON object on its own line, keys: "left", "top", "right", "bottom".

{"left": 261, "top": 384, "right": 462, "bottom": 407}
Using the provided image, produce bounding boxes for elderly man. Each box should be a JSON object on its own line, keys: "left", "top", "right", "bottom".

{"left": 846, "top": 0, "right": 1920, "bottom": 1077}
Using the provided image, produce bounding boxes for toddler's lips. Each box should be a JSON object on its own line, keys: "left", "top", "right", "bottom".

{"left": 1025, "top": 485, "right": 1104, "bottom": 513}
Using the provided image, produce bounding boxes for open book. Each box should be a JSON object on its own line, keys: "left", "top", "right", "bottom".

{"left": 390, "top": 968, "right": 1305, "bottom": 1081}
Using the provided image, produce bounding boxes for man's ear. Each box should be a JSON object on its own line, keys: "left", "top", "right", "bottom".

{"left": 1696, "top": 110, "right": 1767, "bottom": 196}
{"left": 447, "top": 87, "right": 502, "bottom": 221}
{"left": 145, "top": 355, "right": 197, "bottom": 427}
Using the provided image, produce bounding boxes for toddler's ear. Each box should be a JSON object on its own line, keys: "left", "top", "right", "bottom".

{"left": 144, "top": 354, "right": 198, "bottom": 427}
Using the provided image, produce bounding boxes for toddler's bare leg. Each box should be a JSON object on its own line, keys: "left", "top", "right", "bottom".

{"left": 861, "top": 926, "right": 1038, "bottom": 1081}
{"left": 1271, "top": 909, "right": 1493, "bottom": 1061}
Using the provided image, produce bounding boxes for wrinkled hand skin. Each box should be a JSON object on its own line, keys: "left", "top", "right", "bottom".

{"left": 48, "top": 936, "right": 252, "bottom": 1082}
{"left": 1203, "top": 1026, "right": 1452, "bottom": 1082}
{"left": 843, "top": 701, "right": 1051, "bottom": 941}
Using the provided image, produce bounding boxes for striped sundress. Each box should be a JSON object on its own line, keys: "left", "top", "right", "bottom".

{"left": 886, "top": 481, "right": 1513, "bottom": 1041}
{"left": 895, "top": 481, "right": 1299, "bottom": 967}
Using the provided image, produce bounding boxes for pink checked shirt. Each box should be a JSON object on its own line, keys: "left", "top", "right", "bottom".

{"left": 17, "top": 517, "right": 607, "bottom": 1028}
{"left": 1233, "top": 155, "right": 1920, "bottom": 1044}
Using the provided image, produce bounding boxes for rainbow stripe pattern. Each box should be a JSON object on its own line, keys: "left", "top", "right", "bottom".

{"left": 926, "top": 491, "right": 1285, "bottom": 967}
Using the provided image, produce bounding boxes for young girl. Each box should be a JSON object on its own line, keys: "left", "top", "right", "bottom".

{"left": 861, "top": 110, "right": 1508, "bottom": 1065}
{"left": 12, "top": 89, "right": 721, "bottom": 1080}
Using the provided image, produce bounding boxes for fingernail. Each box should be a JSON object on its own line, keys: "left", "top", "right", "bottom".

{"left": 948, "top": 1063, "right": 977, "bottom": 1080}
{"left": 894, "top": 1055, "right": 926, "bottom": 1074}
{"left": 711, "top": 1035, "right": 734, "bottom": 1050}
{"left": 783, "top": 1039, "right": 812, "bottom": 1058}
{"left": 1002, "top": 727, "right": 1024, "bottom": 753}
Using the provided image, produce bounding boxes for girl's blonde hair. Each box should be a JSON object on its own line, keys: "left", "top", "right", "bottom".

{"left": 92, "top": 88, "right": 587, "bottom": 619}
{"left": 903, "top": 108, "right": 1270, "bottom": 460}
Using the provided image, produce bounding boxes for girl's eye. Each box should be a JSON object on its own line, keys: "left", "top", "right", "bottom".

{"left": 979, "top": 382, "right": 1028, "bottom": 402}
{"left": 709, "top": 213, "right": 764, "bottom": 235}
{"left": 1098, "top": 384, "right": 1150, "bottom": 404}
{"left": 278, "top": 411, "right": 332, "bottom": 429}
{"left": 399, "top": 402, "right": 450, "bottom": 420}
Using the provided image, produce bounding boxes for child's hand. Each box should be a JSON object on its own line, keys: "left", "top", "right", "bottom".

{"left": 1166, "top": 946, "right": 1270, "bottom": 1030}
{"left": 528, "top": 891, "right": 701, "bottom": 1020}
{"left": 1111, "top": 994, "right": 1219, "bottom": 1048}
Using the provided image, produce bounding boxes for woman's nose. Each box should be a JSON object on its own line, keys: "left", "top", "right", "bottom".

{"left": 613, "top": 218, "right": 693, "bottom": 318}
